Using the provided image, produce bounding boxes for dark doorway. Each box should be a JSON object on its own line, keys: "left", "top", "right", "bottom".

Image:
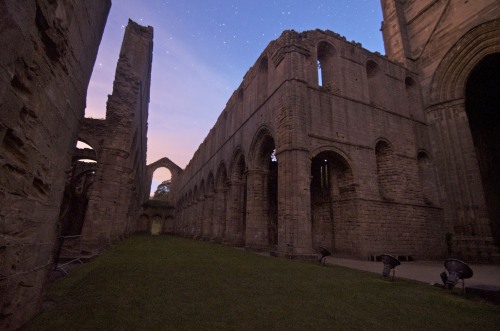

{"left": 465, "top": 53, "right": 500, "bottom": 245}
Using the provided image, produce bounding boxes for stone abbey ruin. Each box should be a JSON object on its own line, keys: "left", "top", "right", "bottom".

{"left": 1, "top": 0, "right": 499, "bottom": 329}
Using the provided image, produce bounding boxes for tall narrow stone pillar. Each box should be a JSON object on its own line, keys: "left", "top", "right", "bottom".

{"left": 225, "top": 182, "right": 245, "bottom": 246}
{"left": 276, "top": 149, "right": 314, "bottom": 258}
{"left": 202, "top": 193, "right": 215, "bottom": 240}
{"left": 195, "top": 197, "right": 205, "bottom": 239}
{"left": 212, "top": 188, "right": 227, "bottom": 242}
{"left": 245, "top": 169, "right": 269, "bottom": 249}
{"left": 0, "top": 1, "right": 111, "bottom": 328}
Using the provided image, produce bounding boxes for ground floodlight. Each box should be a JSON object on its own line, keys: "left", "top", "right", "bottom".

{"left": 440, "top": 258, "right": 473, "bottom": 291}
{"left": 380, "top": 254, "right": 400, "bottom": 280}
{"left": 318, "top": 246, "right": 331, "bottom": 265}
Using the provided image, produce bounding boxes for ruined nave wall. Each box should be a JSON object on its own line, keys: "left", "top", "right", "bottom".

{"left": 0, "top": 1, "right": 111, "bottom": 329}
{"left": 79, "top": 20, "right": 153, "bottom": 252}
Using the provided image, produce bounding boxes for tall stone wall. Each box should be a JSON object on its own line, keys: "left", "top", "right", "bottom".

{"left": 381, "top": 0, "right": 499, "bottom": 103}
{"left": 78, "top": 20, "right": 153, "bottom": 253}
{"left": 172, "top": 29, "right": 446, "bottom": 260}
{"left": 0, "top": 0, "right": 110, "bottom": 329}
{"left": 381, "top": 0, "right": 500, "bottom": 260}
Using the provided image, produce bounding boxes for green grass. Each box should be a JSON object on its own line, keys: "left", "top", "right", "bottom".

{"left": 24, "top": 235, "right": 500, "bottom": 330}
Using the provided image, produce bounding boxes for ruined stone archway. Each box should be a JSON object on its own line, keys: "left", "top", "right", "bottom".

{"left": 465, "top": 53, "right": 500, "bottom": 244}
{"left": 317, "top": 40, "right": 337, "bottom": 88}
{"left": 58, "top": 140, "right": 98, "bottom": 237}
{"left": 310, "top": 149, "right": 356, "bottom": 254}
{"left": 203, "top": 172, "right": 216, "bottom": 240}
{"left": 151, "top": 215, "right": 162, "bottom": 235}
{"left": 429, "top": 19, "right": 500, "bottom": 254}
{"left": 144, "top": 157, "right": 182, "bottom": 202}
{"left": 213, "top": 163, "right": 228, "bottom": 242}
{"left": 375, "top": 139, "right": 398, "bottom": 202}
{"left": 226, "top": 148, "right": 247, "bottom": 245}
{"left": 246, "top": 127, "right": 278, "bottom": 250}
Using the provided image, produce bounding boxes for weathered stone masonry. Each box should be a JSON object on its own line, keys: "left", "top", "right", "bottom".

{"left": 0, "top": 4, "right": 153, "bottom": 329}
{"left": 0, "top": 0, "right": 499, "bottom": 329}
{"left": 172, "top": 0, "right": 500, "bottom": 262}
{"left": 173, "top": 28, "right": 445, "bottom": 260}
{"left": 0, "top": 1, "right": 110, "bottom": 329}
{"left": 76, "top": 20, "right": 153, "bottom": 254}
{"left": 381, "top": 0, "right": 500, "bottom": 259}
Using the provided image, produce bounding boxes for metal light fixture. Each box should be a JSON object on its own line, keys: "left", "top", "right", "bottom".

{"left": 440, "top": 258, "right": 473, "bottom": 291}
{"left": 318, "top": 246, "right": 331, "bottom": 265}
{"left": 380, "top": 254, "right": 400, "bottom": 280}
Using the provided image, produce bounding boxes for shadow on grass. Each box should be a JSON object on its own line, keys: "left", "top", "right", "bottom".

{"left": 23, "top": 235, "right": 500, "bottom": 330}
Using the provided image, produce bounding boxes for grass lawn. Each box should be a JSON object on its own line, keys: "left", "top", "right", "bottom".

{"left": 23, "top": 235, "right": 500, "bottom": 330}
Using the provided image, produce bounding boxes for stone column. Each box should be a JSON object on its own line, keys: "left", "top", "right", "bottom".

{"left": 276, "top": 148, "right": 314, "bottom": 258}
{"left": 224, "top": 182, "right": 245, "bottom": 246}
{"left": 195, "top": 196, "right": 205, "bottom": 239}
{"left": 245, "top": 169, "right": 269, "bottom": 249}
{"left": 428, "top": 100, "right": 496, "bottom": 257}
{"left": 212, "top": 188, "right": 227, "bottom": 242}
{"left": 202, "top": 193, "right": 215, "bottom": 240}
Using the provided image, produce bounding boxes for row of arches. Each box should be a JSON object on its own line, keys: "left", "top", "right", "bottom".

{"left": 175, "top": 130, "right": 437, "bottom": 254}
{"left": 176, "top": 129, "right": 277, "bottom": 248}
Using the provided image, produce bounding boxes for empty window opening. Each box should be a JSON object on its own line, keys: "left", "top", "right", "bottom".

{"left": 317, "top": 41, "right": 336, "bottom": 88}
{"left": 151, "top": 167, "right": 172, "bottom": 198}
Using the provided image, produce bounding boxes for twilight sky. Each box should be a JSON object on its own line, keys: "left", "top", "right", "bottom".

{"left": 85, "top": 0, "right": 385, "bottom": 191}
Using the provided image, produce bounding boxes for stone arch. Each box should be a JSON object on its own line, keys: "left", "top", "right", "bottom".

{"left": 430, "top": 19, "right": 500, "bottom": 104}
{"left": 249, "top": 126, "right": 276, "bottom": 169}
{"left": 247, "top": 127, "right": 278, "bottom": 248}
{"left": 317, "top": 41, "right": 337, "bottom": 88}
{"left": 405, "top": 76, "right": 424, "bottom": 121}
{"left": 417, "top": 150, "right": 437, "bottom": 206}
{"left": 202, "top": 171, "right": 216, "bottom": 239}
{"left": 213, "top": 162, "right": 228, "bottom": 242}
{"left": 151, "top": 214, "right": 162, "bottom": 235}
{"left": 465, "top": 53, "right": 500, "bottom": 242}
{"left": 226, "top": 148, "right": 248, "bottom": 245}
{"left": 375, "top": 139, "right": 398, "bottom": 201}
{"left": 74, "top": 139, "right": 98, "bottom": 162}
{"left": 193, "top": 185, "right": 199, "bottom": 202}
{"left": 58, "top": 137, "right": 99, "bottom": 238}
{"left": 310, "top": 145, "right": 355, "bottom": 177}
{"left": 238, "top": 87, "right": 244, "bottom": 102}
{"left": 207, "top": 172, "right": 215, "bottom": 193}
{"left": 366, "top": 59, "right": 385, "bottom": 108}
{"left": 257, "top": 56, "right": 269, "bottom": 102}
{"left": 429, "top": 19, "right": 500, "bottom": 248}
{"left": 59, "top": 166, "right": 96, "bottom": 237}
{"left": 144, "top": 157, "right": 182, "bottom": 202}
{"left": 199, "top": 180, "right": 206, "bottom": 196}
{"left": 310, "top": 149, "right": 357, "bottom": 254}
{"left": 195, "top": 179, "right": 206, "bottom": 238}
{"left": 76, "top": 134, "right": 100, "bottom": 159}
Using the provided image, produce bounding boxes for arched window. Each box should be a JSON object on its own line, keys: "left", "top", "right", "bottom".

{"left": 405, "top": 77, "right": 423, "bottom": 120}
{"left": 150, "top": 167, "right": 172, "bottom": 198}
{"left": 257, "top": 57, "right": 268, "bottom": 102}
{"left": 317, "top": 41, "right": 336, "bottom": 88}
{"left": 366, "top": 60, "right": 385, "bottom": 108}
{"left": 417, "top": 151, "right": 436, "bottom": 206}
{"left": 376, "top": 140, "right": 397, "bottom": 201}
